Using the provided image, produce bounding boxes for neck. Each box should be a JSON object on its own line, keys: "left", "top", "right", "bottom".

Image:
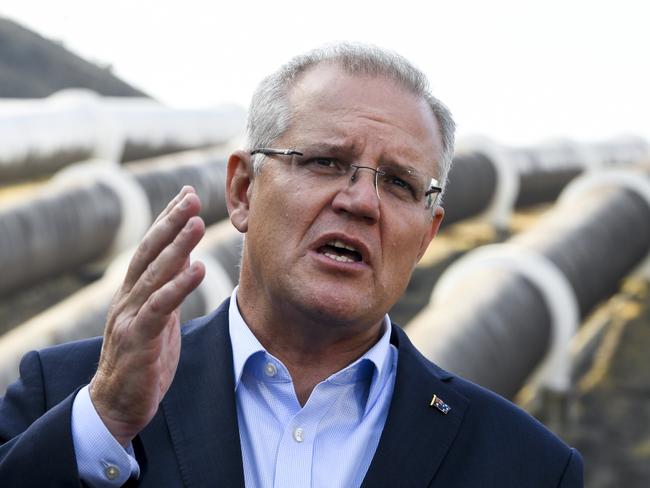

{"left": 235, "top": 285, "right": 385, "bottom": 406}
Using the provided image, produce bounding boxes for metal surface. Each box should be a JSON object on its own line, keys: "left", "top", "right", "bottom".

{"left": 440, "top": 152, "right": 497, "bottom": 227}
{"left": 129, "top": 151, "right": 229, "bottom": 226}
{"left": 515, "top": 168, "right": 582, "bottom": 207}
{"left": 409, "top": 268, "right": 551, "bottom": 398}
{"left": 0, "top": 93, "right": 245, "bottom": 183}
{"left": 0, "top": 151, "right": 230, "bottom": 297}
{"left": 408, "top": 176, "right": 650, "bottom": 398}
{"left": 514, "top": 186, "right": 650, "bottom": 316}
{"left": 0, "top": 182, "right": 121, "bottom": 295}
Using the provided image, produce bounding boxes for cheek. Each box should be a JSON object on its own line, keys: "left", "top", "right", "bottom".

{"left": 248, "top": 179, "right": 315, "bottom": 253}
{"left": 382, "top": 218, "right": 427, "bottom": 276}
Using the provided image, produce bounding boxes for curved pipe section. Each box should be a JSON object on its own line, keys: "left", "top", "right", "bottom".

{"left": 438, "top": 152, "right": 499, "bottom": 228}
{"left": 0, "top": 182, "right": 122, "bottom": 295}
{"left": 407, "top": 170, "right": 650, "bottom": 398}
{"left": 0, "top": 90, "right": 245, "bottom": 183}
{"left": 0, "top": 149, "right": 230, "bottom": 297}
{"left": 447, "top": 137, "right": 650, "bottom": 230}
{"left": 128, "top": 149, "right": 229, "bottom": 224}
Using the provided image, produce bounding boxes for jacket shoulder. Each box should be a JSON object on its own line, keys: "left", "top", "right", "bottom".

{"left": 391, "top": 323, "right": 581, "bottom": 485}
{"left": 33, "top": 336, "right": 104, "bottom": 407}
{"left": 442, "top": 375, "right": 582, "bottom": 486}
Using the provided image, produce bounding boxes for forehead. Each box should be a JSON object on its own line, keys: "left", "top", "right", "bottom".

{"left": 282, "top": 64, "right": 442, "bottom": 173}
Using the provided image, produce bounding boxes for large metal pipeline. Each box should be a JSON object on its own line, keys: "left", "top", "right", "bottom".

{"left": 0, "top": 149, "right": 230, "bottom": 297}
{"left": 0, "top": 90, "right": 245, "bottom": 183}
{"left": 0, "top": 182, "right": 122, "bottom": 295}
{"left": 446, "top": 137, "right": 650, "bottom": 229}
{"left": 0, "top": 220, "right": 243, "bottom": 392}
{"left": 511, "top": 141, "right": 588, "bottom": 208}
{"left": 129, "top": 150, "right": 228, "bottom": 223}
{"left": 407, "top": 170, "right": 650, "bottom": 398}
{"left": 512, "top": 137, "right": 649, "bottom": 207}
{"left": 438, "top": 152, "right": 497, "bottom": 228}
{"left": 102, "top": 96, "right": 244, "bottom": 163}
{"left": 2, "top": 136, "right": 645, "bottom": 299}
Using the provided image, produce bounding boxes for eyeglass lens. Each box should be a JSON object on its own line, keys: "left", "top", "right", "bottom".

{"left": 251, "top": 148, "right": 440, "bottom": 210}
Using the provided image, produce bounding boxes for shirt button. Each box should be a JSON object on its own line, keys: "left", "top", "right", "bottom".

{"left": 264, "top": 362, "right": 277, "bottom": 377}
{"left": 293, "top": 427, "right": 304, "bottom": 443}
{"left": 104, "top": 465, "right": 120, "bottom": 480}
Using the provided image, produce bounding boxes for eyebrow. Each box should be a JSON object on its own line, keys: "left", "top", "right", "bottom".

{"left": 298, "top": 141, "right": 357, "bottom": 157}
{"left": 298, "top": 141, "right": 428, "bottom": 175}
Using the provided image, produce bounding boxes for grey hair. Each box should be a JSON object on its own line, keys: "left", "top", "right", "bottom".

{"left": 246, "top": 42, "right": 456, "bottom": 193}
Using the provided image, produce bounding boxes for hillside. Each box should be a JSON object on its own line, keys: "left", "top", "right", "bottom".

{"left": 0, "top": 16, "right": 148, "bottom": 98}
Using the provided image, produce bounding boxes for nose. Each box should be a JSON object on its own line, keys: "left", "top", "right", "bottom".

{"left": 331, "top": 165, "right": 380, "bottom": 222}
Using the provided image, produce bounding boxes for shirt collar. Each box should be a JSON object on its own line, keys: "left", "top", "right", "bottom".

{"left": 229, "top": 287, "right": 267, "bottom": 390}
{"left": 228, "top": 286, "right": 396, "bottom": 412}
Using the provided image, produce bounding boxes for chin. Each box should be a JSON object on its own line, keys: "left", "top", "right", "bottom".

{"left": 291, "top": 285, "right": 381, "bottom": 327}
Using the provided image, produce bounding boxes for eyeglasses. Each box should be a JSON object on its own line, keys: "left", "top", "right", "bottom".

{"left": 250, "top": 147, "right": 442, "bottom": 213}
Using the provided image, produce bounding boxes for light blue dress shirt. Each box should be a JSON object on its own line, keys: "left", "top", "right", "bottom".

{"left": 229, "top": 289, "right": 397, "bottom": 488}
{"left": 71, "top": 288, "right": 397, "bottom": 487}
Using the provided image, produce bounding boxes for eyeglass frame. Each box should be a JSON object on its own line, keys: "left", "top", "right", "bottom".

{"left": 249, "top": 147, "right": 442, "bottom": 212}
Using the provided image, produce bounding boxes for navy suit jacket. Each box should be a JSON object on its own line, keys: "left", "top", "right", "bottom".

{"left": 0, "top": 298, "right": 582, "bottom": 487}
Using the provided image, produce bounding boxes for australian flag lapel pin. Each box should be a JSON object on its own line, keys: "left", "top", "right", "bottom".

{"left": 430, "top": 394, "right": 451, "bottom": 414}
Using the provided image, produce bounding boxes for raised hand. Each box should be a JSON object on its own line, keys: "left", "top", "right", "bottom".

{"left": 89, "top": 186, "right": 206, "bottom": 447}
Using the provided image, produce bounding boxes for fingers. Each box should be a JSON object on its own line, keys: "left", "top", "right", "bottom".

{"left": 127, "top": 215, "right": 205, "bottom": 313}
{"left": 137, "top": 260, "right": 206, "bottom": 340}
{"left": 124, "top": 187, "right": 201, "bottom": 290}
{"left": 153, "top": 185, "right": 195, "bottom": 225}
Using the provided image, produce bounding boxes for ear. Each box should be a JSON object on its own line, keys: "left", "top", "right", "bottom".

{"left": 416, "top": 206, "right": 445, "bottom": 262}
{"left": 226, "top": 149, "right": 254, "bottom": 233}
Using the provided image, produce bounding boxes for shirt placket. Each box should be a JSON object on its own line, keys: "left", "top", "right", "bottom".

{"left": 273, "top": 381, "right": 339, "bottom": 488}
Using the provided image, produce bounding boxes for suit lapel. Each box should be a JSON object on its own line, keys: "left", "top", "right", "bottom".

{"left": 361, "top": 325, "right": 469, "bottom": 488}
{"left": 160, "top": 299, "right": 245, "bottom": 488}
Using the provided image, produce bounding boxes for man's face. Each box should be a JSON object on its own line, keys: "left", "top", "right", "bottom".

{"left": 236, "top": 64, "right": 444, "bottom": 329}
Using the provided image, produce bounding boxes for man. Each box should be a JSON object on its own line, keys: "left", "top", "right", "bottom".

{"left": 0, "top": 43, "right": 582, "bottom": 487}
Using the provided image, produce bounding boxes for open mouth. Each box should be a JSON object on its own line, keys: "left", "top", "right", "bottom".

{"left": 317, "top": 239, "right": 363, "bottom": 263}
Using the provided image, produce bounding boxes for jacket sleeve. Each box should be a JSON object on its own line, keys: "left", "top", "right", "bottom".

{"left": 557, "top": 448, "right": 584, "bottom": 487}
{"left": 0, "top": 350, "right": 84, "bottom": 487}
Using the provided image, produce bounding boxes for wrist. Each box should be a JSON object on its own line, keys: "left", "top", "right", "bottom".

{"left": 89, "top": 378, "right": 137, "bottom": 448}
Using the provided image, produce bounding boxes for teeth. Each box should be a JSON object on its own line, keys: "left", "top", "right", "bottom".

{"left": 323, "top": 252, "right": 355, "bottom": 263}
{"left": 327, "top": 239, "right": 357, "bottom": 252}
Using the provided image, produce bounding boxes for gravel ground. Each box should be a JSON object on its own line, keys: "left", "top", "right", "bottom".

{"left": 561, "top": 281, "right": 650, "bottom": 487}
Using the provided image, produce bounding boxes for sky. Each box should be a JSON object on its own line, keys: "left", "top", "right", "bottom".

{"left": 2, "top": 0, "right": 649, "bottom": 147}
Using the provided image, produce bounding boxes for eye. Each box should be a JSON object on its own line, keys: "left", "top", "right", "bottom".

{"left": 378, "top": 168, "right": 421, "bottom": 201}
{"left": 313, "top": 158, "right": 338, "bottom": 168}
{"left": 386, "top": 175, "right": 412, "bottom": 191}
{"left": 381, "top": 172, "right": 415, "bottom": 195}
{"left": 302, "top": 157, "right": 347, "bottom": 174}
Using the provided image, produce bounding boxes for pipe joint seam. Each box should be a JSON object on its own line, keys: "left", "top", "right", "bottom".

{"left": 432, "top": 243, "right": 579, "bottom": 392}
{"left": 457, "top": 139, "right": 519, "bottom": 229}
{"left": 53, "top": 160, "right": 152, "bottom": 258}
